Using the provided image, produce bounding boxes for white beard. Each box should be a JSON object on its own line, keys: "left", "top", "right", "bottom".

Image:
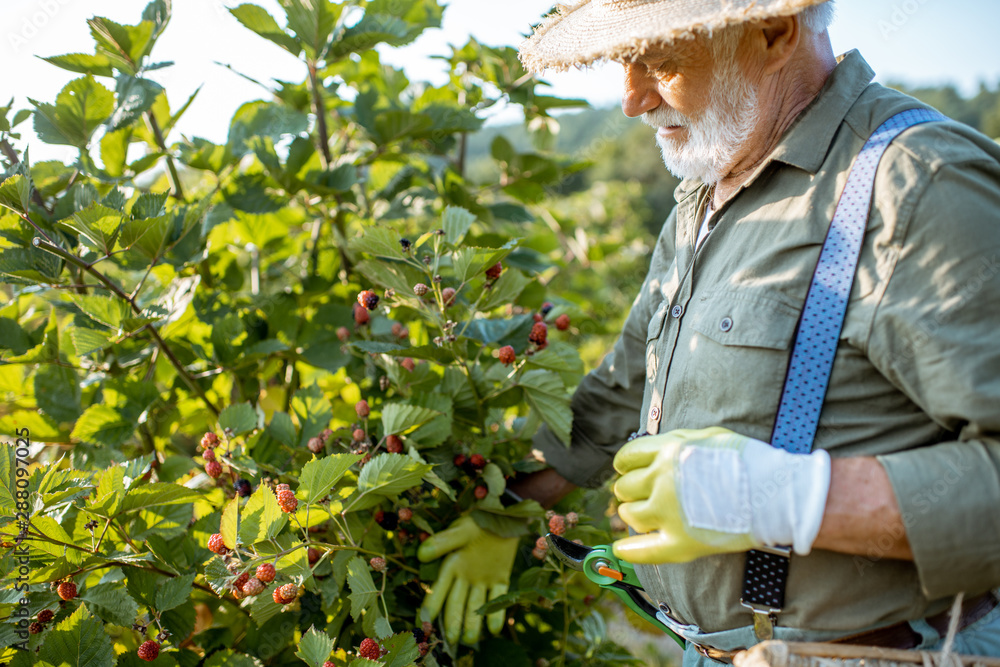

{"left": 643, "top": 59, "right": 761, "bottom": 185}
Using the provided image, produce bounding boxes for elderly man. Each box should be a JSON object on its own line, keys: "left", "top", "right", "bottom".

{"left": 417, "top": 0, "right": 1000, "bottom": 661}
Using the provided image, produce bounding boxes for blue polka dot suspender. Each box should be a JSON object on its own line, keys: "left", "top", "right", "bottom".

{"left": 739, "top": 108, "right": 947, "bottom": 641}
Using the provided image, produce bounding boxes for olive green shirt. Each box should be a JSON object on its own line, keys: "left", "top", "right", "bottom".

{"left": 534, "top": 50, "right": 1000, "bottom": 635}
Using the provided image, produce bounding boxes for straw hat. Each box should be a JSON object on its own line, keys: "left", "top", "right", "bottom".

{"left": 519, "top": 0, "right": 828, "bottom": 73}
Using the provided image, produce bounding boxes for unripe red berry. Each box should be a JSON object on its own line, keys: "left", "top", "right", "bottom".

{"left": 397, "top": 507, "right": 413, "bottom": 522}
{"left": 273, "top": 583, "right": 298, "bottom": 605}
{"left": 418, "top": 641, "right": 430, "bottom": 656}
{"left": 352, "top": 428, "right": 366, "bottom": 442}
{"left": 57, "top": 581, "right": 77, "bottom": 600}
{"left": 401, "top": 357, "right": 415, "bottom": 372}
{"left": 308, "top": 548, "right": 322, "bottom": 565}
{"left": 533, "top": 313, "right": 543, "bottom": 322}
{"left": 529, "top": 322, "right": 548, "bottom": 345}
{"left": 275, "top": 483, "right": 290, "bottom": 492}
{"left": 391, "top": 322, "right": 403, "bottom": 337}
{"left": 324, "top": 662, "right": 336, "bottom": 667}
{"left": 413, "top": 283, "right": 429, "bottom": 296}
{"left": 498, "top": 345, "right": 516, "bottom": 365}
{"left": 485, "top": 262, "right": 503, "bottom": 280}
{"left": 255, "top": 563, "right": 276, "bottom": 583}
{"left": 205, "top": 460, "right": 222, "bottom": 479}
{"left": 385, "top": 435, "right": 403, "bottom": 453}
{"left": 419, "top": 531, "right": 430, "bottom": 542}
{"left": 469, "top": 454, "right": 486, "bottom": 470}
{"left": 208, "top": 534, "right": 228, "bottom": 555}
{"left": 532, "top": 547, "right": 547, "bottom": 560}
{"left": 358, "top": 290, "right": 379, "bottom": 311}
{"left": 548, "top": 514, "right": 566, "bottom": 536}
{"left": 422, "top": 621, "right": 434, "bottom": 637}
{"left": 242, "top": 577, "right": 265, "bottom": 596}
{"left": 203, "top": 448, "right": 215, "bottom": 462}
{"left": 535, "top": 536, "right": 549, "bottom": 551}
{"left": 453, "top": 454, "right": 466, "bottom": 467}
{"left": 233, "top": 572, "right": 250, "bottom": 593}
{"left": 353, "top": 304, "right": 370, "bottom": 325}
{"left": 441, "top": 287, "right": 456, "bottom": 307}
{"left": 201, "top": 432, "right": 220, "bottom": 449}
{"left": 37, "top": 609, "right": 54, "bottom": 623}
{"left": 137, "top": 640, "right": 160, "bottom": 662}
{"left": 29, "top": 622, "right": 43, "bottom": 635}
{"left": 566, "top": 511, "right": 579, "bottom": 528}
{"left": 369, "top": 556, "right": 386, "bottom": 572}
{"left": 355, "top": 400, "right": 370, "bottom": 418}
{"left": 277, "top": 489, "right": 297, "bottom": 513}
{"left": 307, "top": 436, "right": 324, "bottom": 453}
{"left": 474, "top": 485, "right": 488, "bottom": 500}
{"left": 336, "top": 326, "right": 350, "bottom": 342}
{"left": 555, "top": 314, "right": 571, "bottom": 331}
{"left": 358, "top": 638, "right": 382, "bottom": 660}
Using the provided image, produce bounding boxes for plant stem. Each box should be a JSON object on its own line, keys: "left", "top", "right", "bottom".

{"left": 145, "top": 111, "right": 185, "bottom": 201}
{"left": 307, "top": 63, "right": 333, "bottom": 169}
{"left": 32, "top": 236, "right": 220, "bottom": 415}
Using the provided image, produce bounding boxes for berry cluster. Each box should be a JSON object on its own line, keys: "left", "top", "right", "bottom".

{"left": 485, "top": 261, "right": 503, "bottom": 281}
{"left": 357, "top": 290, "right": 380, "bottom": 311}
{"left": 307, "top": 428, "right": 335, "bottom": 454}
{"left": 56, "top": 580, "right": 77, "bottom": 601}
{"left": 545, "top": 511, "right": 579, "bottom": 537}
{"left": 358, "top": 637, "right": 384, "bottom": 660}
{"left": 273, "top": 583, "right": 298, "bottom": 605}
{"left": 498, "top": 345, "right": 516, "bottom": 365}
{"left": 276, "top": 484, "right": 298, "bottom": 513}
{"left": 29, "top": 608, "right": 56, "bottom": 636}
{"left": 137, "top": 640, "right": 160, "bottom": 662}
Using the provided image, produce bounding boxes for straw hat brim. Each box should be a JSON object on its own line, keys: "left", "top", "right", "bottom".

{"left": 519, "top": 0, "right": 828, "bottom": 73}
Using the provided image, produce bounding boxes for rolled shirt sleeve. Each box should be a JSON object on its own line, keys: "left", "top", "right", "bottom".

{"left": 870, "top": 152, "right": 1000, "bottom": 599}
{"left": 532, "top": 209, "right": 680, "bottom": 488}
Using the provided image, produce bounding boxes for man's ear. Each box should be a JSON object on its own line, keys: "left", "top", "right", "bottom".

{"left": 750, "top": 15, "right": 800, "bottom": 75}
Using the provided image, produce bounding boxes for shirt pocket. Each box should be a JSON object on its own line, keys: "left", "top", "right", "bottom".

{"left": 676, "top": 291, "right": 801, "bottom": 434}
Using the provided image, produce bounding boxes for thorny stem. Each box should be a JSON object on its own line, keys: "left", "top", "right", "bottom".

{"left": 32, "top": 236, "right": 221, "bottom": 416}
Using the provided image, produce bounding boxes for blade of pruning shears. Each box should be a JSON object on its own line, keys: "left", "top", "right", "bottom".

{"left": 546, "top": 534, "right": 686, "bottom": 648}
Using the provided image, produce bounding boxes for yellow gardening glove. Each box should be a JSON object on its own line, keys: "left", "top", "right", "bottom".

{"left": 417, "top": 515, "right": 519, "bottom": 645}
{"left": 612, "top": 427, "right": 831, "bottom": 564}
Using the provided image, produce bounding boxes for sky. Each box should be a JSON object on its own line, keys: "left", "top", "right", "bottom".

{"left": 3, "top": 0, "right": 999, "bottom": 163}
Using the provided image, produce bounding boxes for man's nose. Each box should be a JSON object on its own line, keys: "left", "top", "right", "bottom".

{"left": 621, "top": 63, "right": 661, "bottom": 118}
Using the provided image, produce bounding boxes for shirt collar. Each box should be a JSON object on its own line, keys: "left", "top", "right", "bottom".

{"left": 673, "top": 49, "right": 877, "bottom": 202}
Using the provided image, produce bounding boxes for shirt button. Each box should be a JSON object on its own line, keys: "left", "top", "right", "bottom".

{"left": 719, "top": 317, "right": 734, "bottom": 332}
{"left": 650, "top": 406, "right": 661, "bottom": 421}
{"left": 671, "top": 305, "right": 684, "bottom": 319}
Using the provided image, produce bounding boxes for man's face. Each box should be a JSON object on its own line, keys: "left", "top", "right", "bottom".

{"left": 621, "top": 33, "right": 761, "bottom": 184}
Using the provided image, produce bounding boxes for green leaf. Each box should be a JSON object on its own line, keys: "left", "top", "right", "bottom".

{"left": 80, "top": 581, "right": 139, "bottom": 627}
{"left": 519, "top": 370, "right": 573, "bottom": 446}
{"left": 60, "top": 204, "right": 124, "bottom": 255}
{"left": 203, "top": 556, "right": 231, "bottom": 596}
{"left": 355, "top": 454, "right": 432, "bottom": 504}
{"left": 353, "top": 260, "right": 415, "bottom": 297}
{"left": 30, "top": 75, "right": 115, "bottom": 148}
{"left": 71, "top": 294, "right": 131, "bottom": 330}
{"left": 107, "top": 76, "right": 164, "bottom": 133}
{"left": 87, "top": 16, "right": 155, "bottom": 74}
{"left": 37, "top": 603, "right": 115, "bottom": 667}
{"left": 0, "top": 247, "right": 62, "bottom": 283}
{"left": 89, "top": 465, "right": 125, "bottom": 516}
{"left": 277, "top": 0, "right": 342, "bottom": 58}
{"left": 221, "top": 497, "right": 239, "bottom": 550}
{"left": 525, "top": 340, "right": 585, "bottom": 375}
{"left": 442, "top": 206, "right": 475, "bottom": 246}
{"left": 462, "top": 315, "right": 533, "bottom": 347}
{"left": 381, "top": 404, "right": 441, "bottom": 435}
{"left": 229, "top": 4, "right": 301, "bottom": 55}
{"left": 345, "top": 555, "right": 377, "bottom": 621}
{"left": 469, "top": 509, "right": 530, "bottom": 539}
{"left": 155, "top": 573, "right": 196, "bottom": 612}
{"left": 219, "top": 402, "right": 258, "bottom": 436}
{"left": 267, "top": 411, "right": 297, "bottom": 447}
{"left": 239, "top": 485, "right": 287, "bottom": 545}
{"left": 33, "top": 364, "right": 82, "bottom": 424}
{"left": 69, "top": 327, "right": 112, "bottom": 356}
{"left": 371, "top": 110, "right": 433, "bottom": 144}
{"left": 40, "top": 53, "right": 115, "bottom": 77}
{"left": 482, "top": 463, "right": 505, "bottom": 496}
{"left": 291, "top": 384, "right": 333, "bottom": 448}
{"left": 71, "top": 404, "right": 135, "bottom": 448}
{"left": 382, "top": 632, "right": 420, "bottom": 667}
{"left": 349, "top": 226, "right": 405, "bottom": 260}
{"left": 295, "top": 626, "right": 335, "bottom": 667}
{"left": 228, "top": 101, "right": 309, "bottom": 159}
{"left": 203, "top": 649, "right": 265, "bottom": 667}
{"left": 479, "top": 269, "right": 530, "bottom": 312}
{"left": 0, "top": 171, "right": 31, "bottom": 216}
{"left": 117, "top": 483, "right": 201, "bottom": 514}
{"left": 120, "top": 214, "right": 172, "bottom": 258}
{"left": 299, "top": 454, "right": 362, "bottom": 505}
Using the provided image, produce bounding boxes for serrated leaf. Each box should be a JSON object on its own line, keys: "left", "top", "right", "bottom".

{"left": 71, "top": 294, "right": 131, "bottom": 330}
{"left": 203, "top": 649, "right": 264, "bottom": 667}
{"left": 37, "top": 603, "right": 114, "bottom": 667}
{"left": 479, "top": 269, "right": 530, "bottom": 312}
{"left": 349, "top": 226, "right": 405, "bottom": 260}
{"left": 60, "top": 203, "right": 123, "bottom": 255}
{"left": 239, "top": 485, "right": 286, "bottom": 545}
{"left": 355, "top": 454, "right": 431, "bottom": 504}
{"left": 124, "top": 566, "right": 162, "bottom": 608}
{"left": 291, "top": 384, "right": 332, "bottom": 449}
{"left": 345, "top": 555, "right": 377, "bottom": 621}
{"left": 71, "top": 404, "right": 135, "bottom": 448}
{"left": 0, "top": 246, "right": 62, "bottom": 283}
{"left": 80, "top": 581, "right": 139, "bottom": 627}
{"left": 40, "top": 53, "right": 115, "bottom": 77}
{"left": 203, "top": 556, "right": 231, "bottom": 596}
{"left": 462, "top": 314, "right": 533, "bottom": 347}
{"left": 219, "top": 402, "right": 258, "bottom": 436}
{"left": 442, "top": 206, "right": 475, "bottom": 246}
{"left": 525, "top": 340, "right": 585, "bottom": 375}
{"left": 117, "top": 483, "right": 200, "bottom": 514}
{"left": 295, "top": 626, "right": 335, "bottom": 667}
{"left": 33, "top": 363, "right": 82, "bottom": 424}
{"left": 108, "top": 76, "right": 164, "bottom": 132}
{"left": 520, "top": 370, "right": 573, "bottom": 446}
{"left": 229, "top": 4, "right": 302, "bottom": 55}
{"left": 299, "top": 454, "right": 362, "bottom": 505}
{"left": 119, "top": 214, "right": 171, "bottom": 258}
{"left": 374, "top": 616, "right": 393, "bottom": 639}
{"left": 221, "top": 498, "right": 239, "bottom": 550}
{"left": 382, "top": 632, "right": 420, "bottom": 667}
{"left": 248, "top": 587, "right": 283, "bottom": 624}
{"left": 89, "top": 465, "right": 124, "bottom": 516}
{"left": 381, "top": 404, "right": 441, "bottom": 435}
{"left": 482, "top": 463, "right": 504, "bottom": 496}
{"left": 155, "top": 573, "right": 196, "bottom": 612}
{"left": 69, "top": 326, "right": 111, "bottom": 356}
{"left": 31, "top": 75, "right": 114, "bottom": 148}
{"left": 354, "top": 259, "right": 415, "bottom": 296}
{"left": 0, "top": 173, "right": 30, "bottom": 215}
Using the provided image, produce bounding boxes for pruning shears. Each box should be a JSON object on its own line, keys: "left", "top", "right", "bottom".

{"left": 546, "top": 533, "right": 687, "bottom": 648}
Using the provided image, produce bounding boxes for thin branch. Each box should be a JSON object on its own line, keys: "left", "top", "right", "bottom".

{"left": 307, "top": 63, "right": 332, "bottom": 169}
{"left": 32, "top": 235, "right": 220, "bottom": 416}
{"left": 145, "top": 111, "right": 185, "bottom": 202}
